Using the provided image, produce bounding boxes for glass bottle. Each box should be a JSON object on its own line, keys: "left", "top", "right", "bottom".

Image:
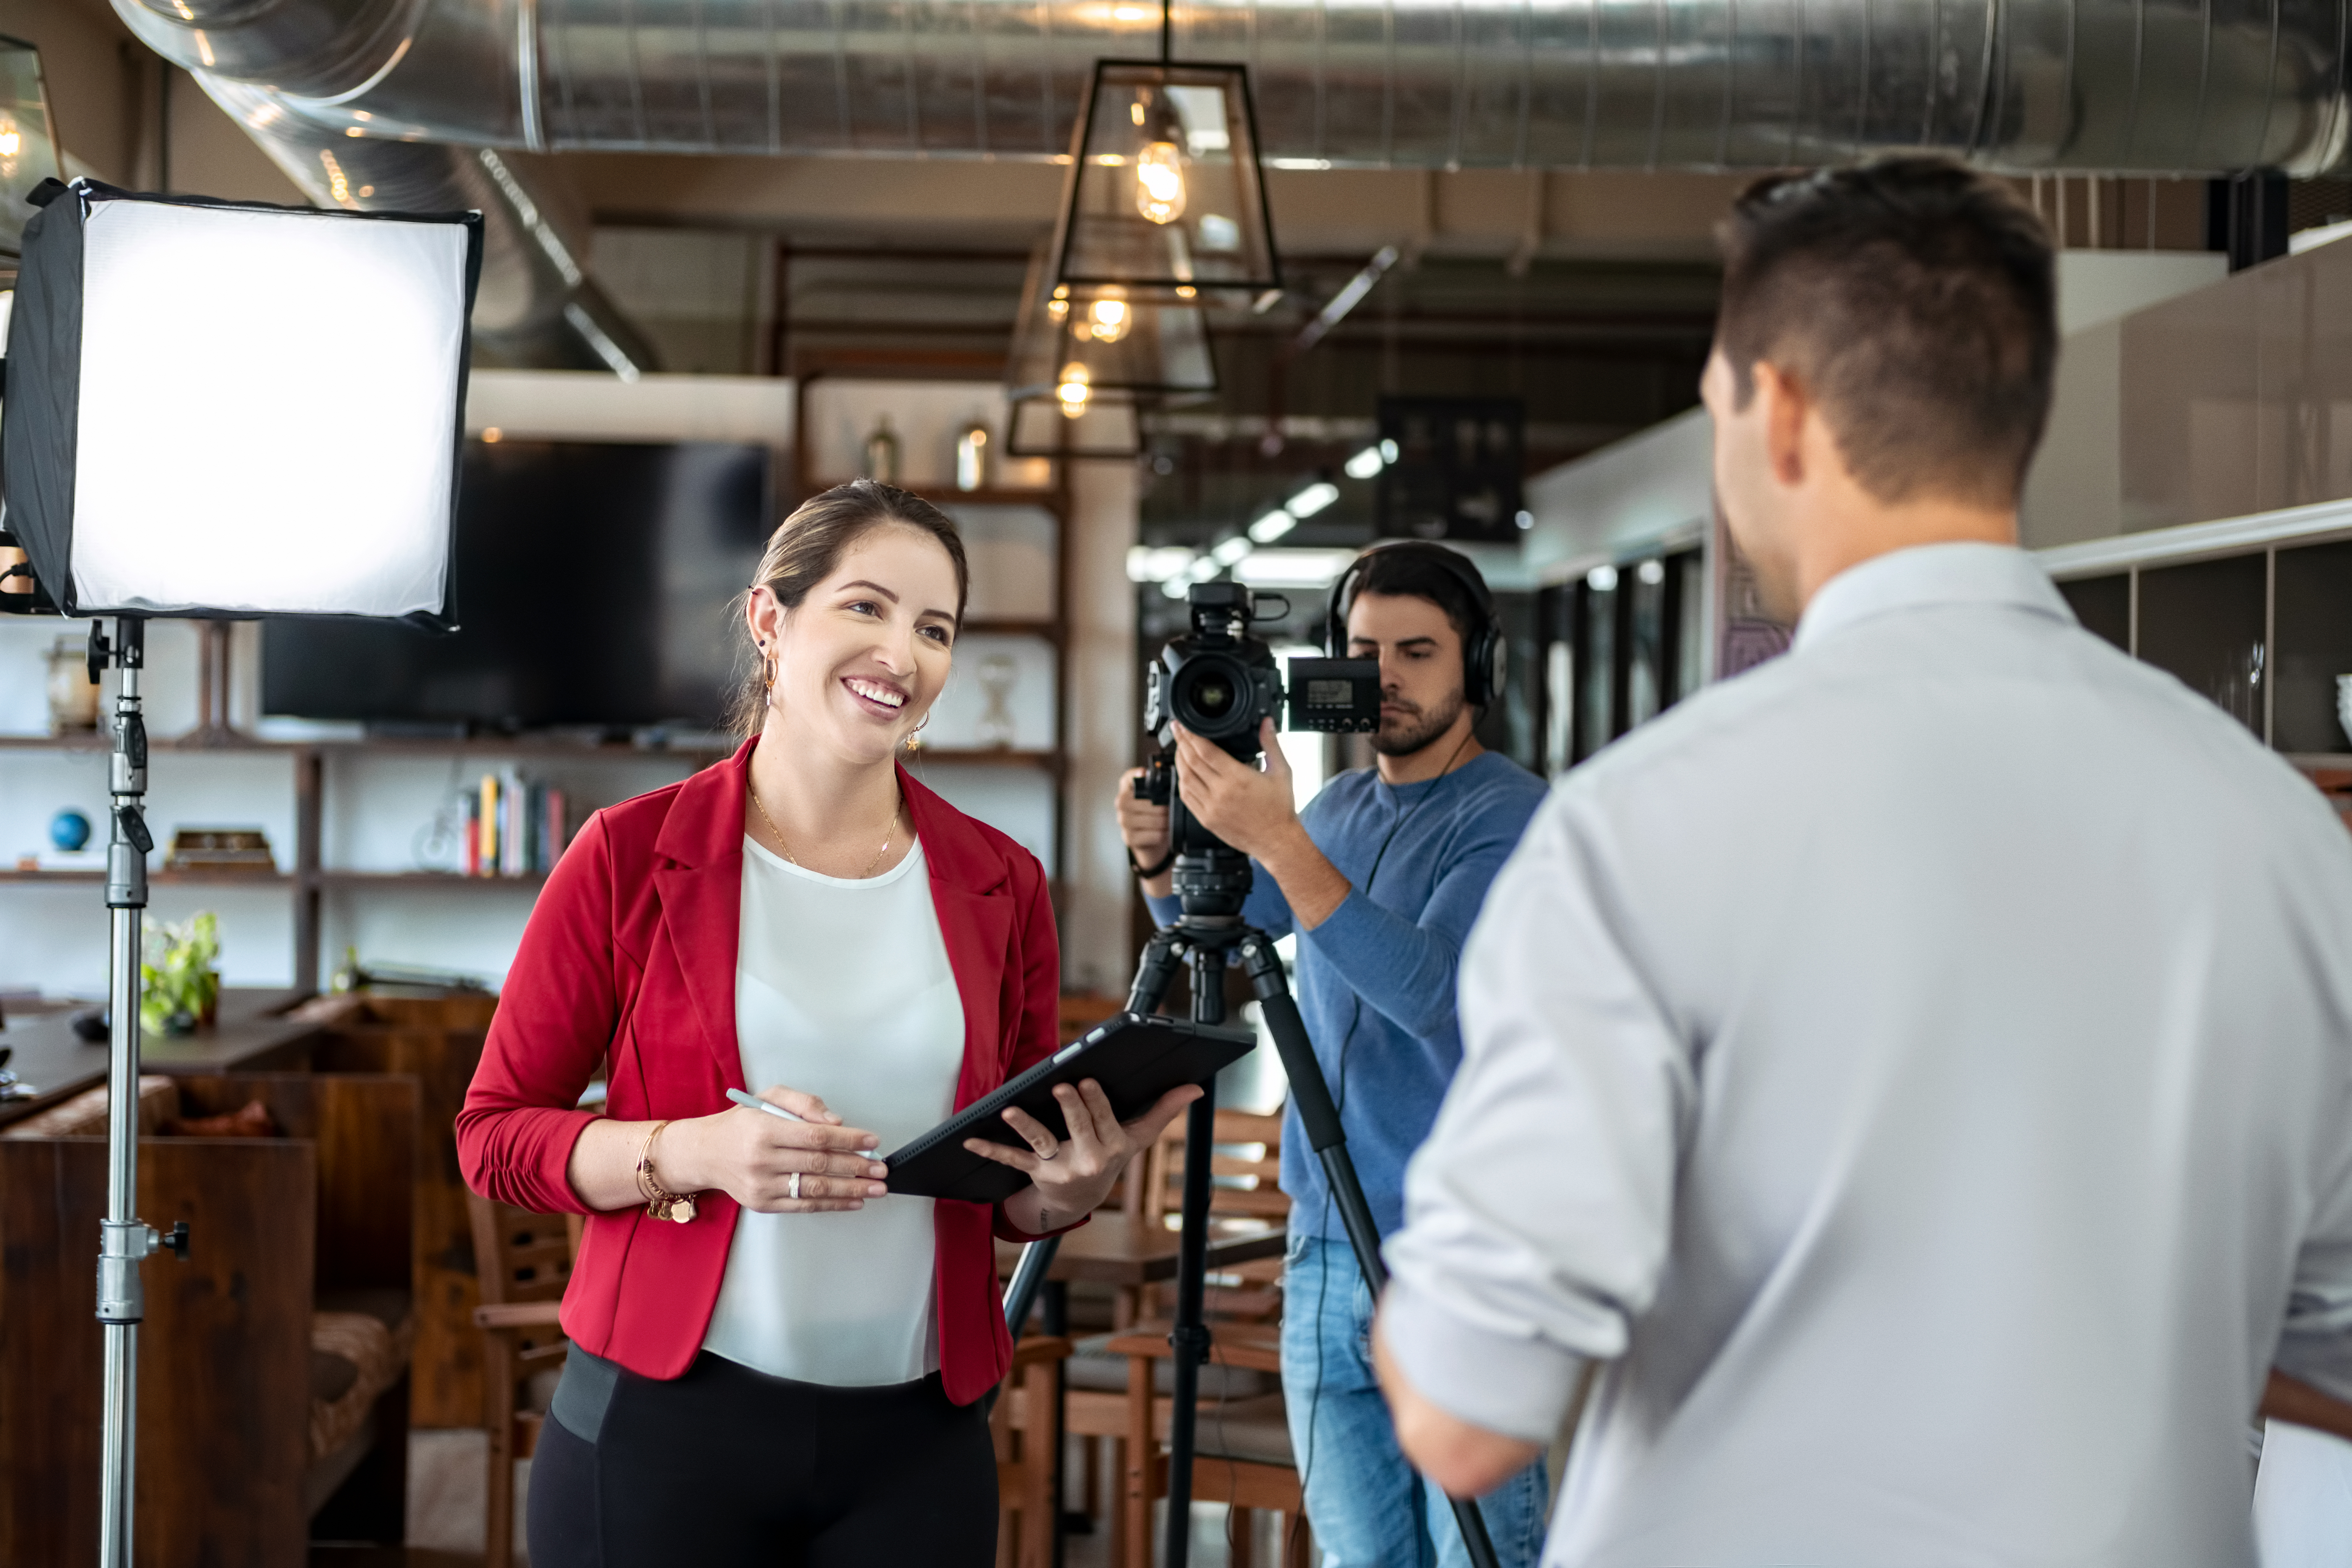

{"left": 863, "top": 414, "right": 902, "bottom": 484}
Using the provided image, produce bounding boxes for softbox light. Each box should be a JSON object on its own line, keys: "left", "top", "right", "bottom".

{"left": 5, "top": 179, "right": 481, "bottom": 623}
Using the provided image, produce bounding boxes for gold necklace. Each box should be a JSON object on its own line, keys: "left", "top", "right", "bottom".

{"left": 750, "top": 783, "right": 900, "bottom": 878}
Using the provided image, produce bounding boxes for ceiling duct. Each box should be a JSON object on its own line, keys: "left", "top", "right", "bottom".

{"left": 114, "top": 0, "right": 2352, "bottom": 175}
{"left": 110, "top": 0, "right": 2352, "bottom": 370}
{"left": 138, "top": 4, "right": 656, "bottom": 372}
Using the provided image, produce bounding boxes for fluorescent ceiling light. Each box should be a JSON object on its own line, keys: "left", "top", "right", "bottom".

{"left": 1515, "top": 510, "right": 1535, "bottom": 531}
{"left": 1379, "top": 438, "right": 1399, "bottom": 463}
{"left": 1248, "top": 509, "right": 1297, "bottom": 543}
{"left": 1286, "top": 481, "right": 1340, "bottom": 518}
{"left": 1127, "top": 544, "right": 1198, "bottom": 582}
{"left": 1636, "top": 558, "right": 1666, "bottom": 586}
{"left": 6, "top": 181, "right": 480, "bottom": 620}
{"left": 1211, "top": 535, "right": 1254, "bottom": 566}
{"left": 1586, "top": 564, "right": 1620, "bottom": 592}
{"left": 1234, "top": 548, "right": 1360, "bottom": 588}
{"left": 1344, "top": 446, "right": 1385, "bottom": 481}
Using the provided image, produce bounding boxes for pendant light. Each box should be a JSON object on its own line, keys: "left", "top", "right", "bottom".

{"left": 1046, "top": 0, "right": 1281, "bottom": 303}
{"left": 1006, "top": 242, "right": 1218, "bottom": 405}
{"left": 1005, "top": 391, "right": 1144, "bottom": 458}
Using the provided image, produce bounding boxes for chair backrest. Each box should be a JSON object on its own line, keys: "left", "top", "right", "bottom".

{"left": 465, "top": 1192, "right": 576, "bottom": 1311}
{"left": 1142, "top": 1106, "right": 1289, "bottom": 1229}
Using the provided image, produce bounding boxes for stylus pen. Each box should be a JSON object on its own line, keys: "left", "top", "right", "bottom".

{"left": 725, "top": 1088, "right": 886, "bottom": 1166}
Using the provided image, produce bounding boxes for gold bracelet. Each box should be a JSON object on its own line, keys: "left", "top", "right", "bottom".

{"left": 636, "top": 1119, "right": 697, "bottom": 1225}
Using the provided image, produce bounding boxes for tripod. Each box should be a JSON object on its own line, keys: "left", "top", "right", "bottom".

{"left": 1008, "top": 841, "right": 1502, "bottom": 1568}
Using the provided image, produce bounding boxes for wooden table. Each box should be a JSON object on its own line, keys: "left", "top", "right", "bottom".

{"left": 996, "top": 1215, "right": 1286, "bottom": 1287}
{"left": 0, "top": 987, "right": 330, "bottom": 1128}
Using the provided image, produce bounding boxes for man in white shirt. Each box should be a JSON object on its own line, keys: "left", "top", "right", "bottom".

{"left": 1371, "top": 156, "right": 2352, "bottom": 1567}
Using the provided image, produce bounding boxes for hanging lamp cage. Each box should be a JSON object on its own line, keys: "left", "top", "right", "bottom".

{"left": 1008, "top": 243, "right": 1218, "bottom": 403}
{"left": 1048, "top": 58, "right": 1281, "bottom": 302}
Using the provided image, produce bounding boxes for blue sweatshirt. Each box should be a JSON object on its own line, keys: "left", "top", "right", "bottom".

{"left": 1148, "top": 750, "right": 1549, "bottom": 1239}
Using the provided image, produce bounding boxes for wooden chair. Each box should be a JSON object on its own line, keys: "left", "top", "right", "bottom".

{"left": 1107, "top": 1317, "right": 1311, "bottom": 1568}
{"left": 1064, "top": 1106, "right": 1294, "bottom": 1559}
{"left": 992, "top": 1333, "right": 1074, "bottom": 1568}
{"left": 466, "top": 1192, "right": 581, "bottom": 1568}
{"left": 0, "top": 1071, "right": 418, "bottom": 1566}
{"left": 307, "top": 988, "right": 497, "bottom": 1430}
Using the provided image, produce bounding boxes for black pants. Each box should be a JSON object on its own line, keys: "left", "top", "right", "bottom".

{"left": 529, "top": 1347, "right": 998, "bottom": 1567}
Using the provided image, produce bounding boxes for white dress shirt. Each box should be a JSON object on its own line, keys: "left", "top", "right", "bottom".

{"left": 703, "top": 836, "right": 964, "bottom": 1386}
{"left": 1384, "top": 543, "right": 2352, "bottom": 1568}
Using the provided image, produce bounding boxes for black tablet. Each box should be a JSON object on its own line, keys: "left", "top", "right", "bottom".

{"left": 882, "top": 1011, "right": 1255, "bottom": 1203}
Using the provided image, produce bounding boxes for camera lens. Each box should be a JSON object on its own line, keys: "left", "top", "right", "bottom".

{"left": 1171, "top": 652, "right": 1256, "bottom": 738}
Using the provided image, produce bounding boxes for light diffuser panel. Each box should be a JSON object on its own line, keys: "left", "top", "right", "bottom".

{"left": 4, "top": 181, "right": 480, "bottom": 623}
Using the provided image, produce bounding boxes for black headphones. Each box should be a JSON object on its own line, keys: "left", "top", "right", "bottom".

{"left": 1324, "top": 540, "right": 1507, "bottom": 709}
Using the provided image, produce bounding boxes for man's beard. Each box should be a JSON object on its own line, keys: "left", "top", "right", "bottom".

{"left": 1373, "top": 687, "right": 1469, "bottom": 757}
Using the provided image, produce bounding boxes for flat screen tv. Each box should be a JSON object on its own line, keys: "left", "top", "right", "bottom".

{"left": 263, "top": 439, "right": 771, "bottom": 730}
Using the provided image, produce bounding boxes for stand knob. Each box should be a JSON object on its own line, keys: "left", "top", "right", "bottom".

{"left": 160, "top": 1222, "right": 189, "bottom": 1261}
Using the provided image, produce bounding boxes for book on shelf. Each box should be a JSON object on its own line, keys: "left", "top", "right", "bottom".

{"left": 462, "top": 769, "right": 572, "bottom": 878}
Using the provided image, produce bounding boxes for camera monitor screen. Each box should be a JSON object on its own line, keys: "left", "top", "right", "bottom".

{"left": 262, "top": 439, "right": 771, "bottom": 730}
{"left": 1286, "top": 657, "right": 1382, "bottom": 733}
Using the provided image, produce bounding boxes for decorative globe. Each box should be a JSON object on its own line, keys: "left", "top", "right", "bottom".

{"left": 49, "top": 808, "right": 91, "bottom": 853}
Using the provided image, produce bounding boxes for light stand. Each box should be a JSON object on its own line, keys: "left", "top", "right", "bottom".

{"left": 0, "top": 176, "right": 479, "bottom": 1568}
{"left": 89, "top": 616, "right": 189, "bottom": 1568}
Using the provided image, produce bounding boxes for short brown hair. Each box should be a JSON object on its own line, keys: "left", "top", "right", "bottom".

{"left": 1716, "top": 157, "right": 2057, "bottom": 510}
{"left": 728, "top": 479, "right": 970, "bottom": 738}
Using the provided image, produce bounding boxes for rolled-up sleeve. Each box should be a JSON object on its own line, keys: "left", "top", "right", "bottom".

{"left": 454, "top": 812, "right": 620, "bottom": 1214}
{"left": 1381, "top": 791, "right": 1690, "bottom": 1439}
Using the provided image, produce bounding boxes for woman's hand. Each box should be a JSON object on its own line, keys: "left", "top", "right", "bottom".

{"left": 664, "top": 1085, "right": 890, "bottom": 1214}
{"left": 974, "top": 1079, "right": 1203, "bottom": 1235}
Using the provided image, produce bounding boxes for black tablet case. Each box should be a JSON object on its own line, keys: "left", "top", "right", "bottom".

{"left": 882, "top": 1011, "right": 1255, "bottom": 1203}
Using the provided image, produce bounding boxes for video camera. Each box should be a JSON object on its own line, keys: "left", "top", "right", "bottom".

{"left": 1133, "top": 582, "right": 1381, "bottom": 898}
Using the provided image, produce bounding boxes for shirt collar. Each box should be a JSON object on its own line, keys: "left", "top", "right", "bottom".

{"left": 1792, "top": 542, "right": 2074, "bottom": 653}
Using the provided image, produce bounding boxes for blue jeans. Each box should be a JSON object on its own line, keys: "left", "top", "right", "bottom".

{"left": 1281, "top": 1232, "right": 1550, "bottom": 1568}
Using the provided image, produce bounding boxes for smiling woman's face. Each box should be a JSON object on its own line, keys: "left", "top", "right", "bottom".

{"left": 748, "top": 523, "right": 961, "bottom": 765}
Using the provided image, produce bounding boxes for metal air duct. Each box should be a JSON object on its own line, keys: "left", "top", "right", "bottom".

{"left": 115, "top": 0, "right": 2352, "bottom": 174}
{"left": 112, "top": 0, "right": 2352, "bottom": 368}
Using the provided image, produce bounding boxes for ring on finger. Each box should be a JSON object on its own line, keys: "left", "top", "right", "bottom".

{"left": 790, "top": 1170, "right": 802, "bottom": 1202}
{"left": 1037, "top": 1138, "right": 1059, "bottom": 1162}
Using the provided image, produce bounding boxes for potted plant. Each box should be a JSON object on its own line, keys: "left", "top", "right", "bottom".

{"left": 141, "top": 913, "right": 221, "bottom": 1036}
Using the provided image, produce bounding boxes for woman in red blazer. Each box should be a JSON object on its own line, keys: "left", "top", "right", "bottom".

{"left": 457, "top": 481, "right": 1194, "bottom": 1568}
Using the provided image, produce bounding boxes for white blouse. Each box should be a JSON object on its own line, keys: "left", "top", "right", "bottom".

{"left": 701, "top": 835, "right": 965, "bottom": 1386}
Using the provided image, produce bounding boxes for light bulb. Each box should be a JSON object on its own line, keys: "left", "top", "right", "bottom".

{"left": 1088, "top": 297, "right": 1131, "bottom": 343}
{"left": 0, "top": 114, "right": 21, "bottom": 179}
{"left": 1057, "top": 362, "right": 1091, "bottom": 418}
{"left": 1135, "top": 139, "right": 1187, "bottom": 226}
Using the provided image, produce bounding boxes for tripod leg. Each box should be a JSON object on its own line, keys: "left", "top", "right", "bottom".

{"left": 1126, "top": 927, "right": 1186, "bottom": 1017}
{"left": 1160, "top": 941, "right": 1230, "bottom": 1568}
{"left": 1236, "top": 935, "right": 1508, "bottom": 1568}
{"left": 1160, "top": 1082, "right": 1217, "bottom": 1568}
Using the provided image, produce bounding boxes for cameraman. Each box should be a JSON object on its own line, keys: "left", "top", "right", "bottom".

{"left": 1117, "top": 541, "right": 1551, "bottom": 1568}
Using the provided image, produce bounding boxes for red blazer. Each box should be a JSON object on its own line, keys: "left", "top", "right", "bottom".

{"left": 455, "top": 739, "right": 1069, "bottom": 1406}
